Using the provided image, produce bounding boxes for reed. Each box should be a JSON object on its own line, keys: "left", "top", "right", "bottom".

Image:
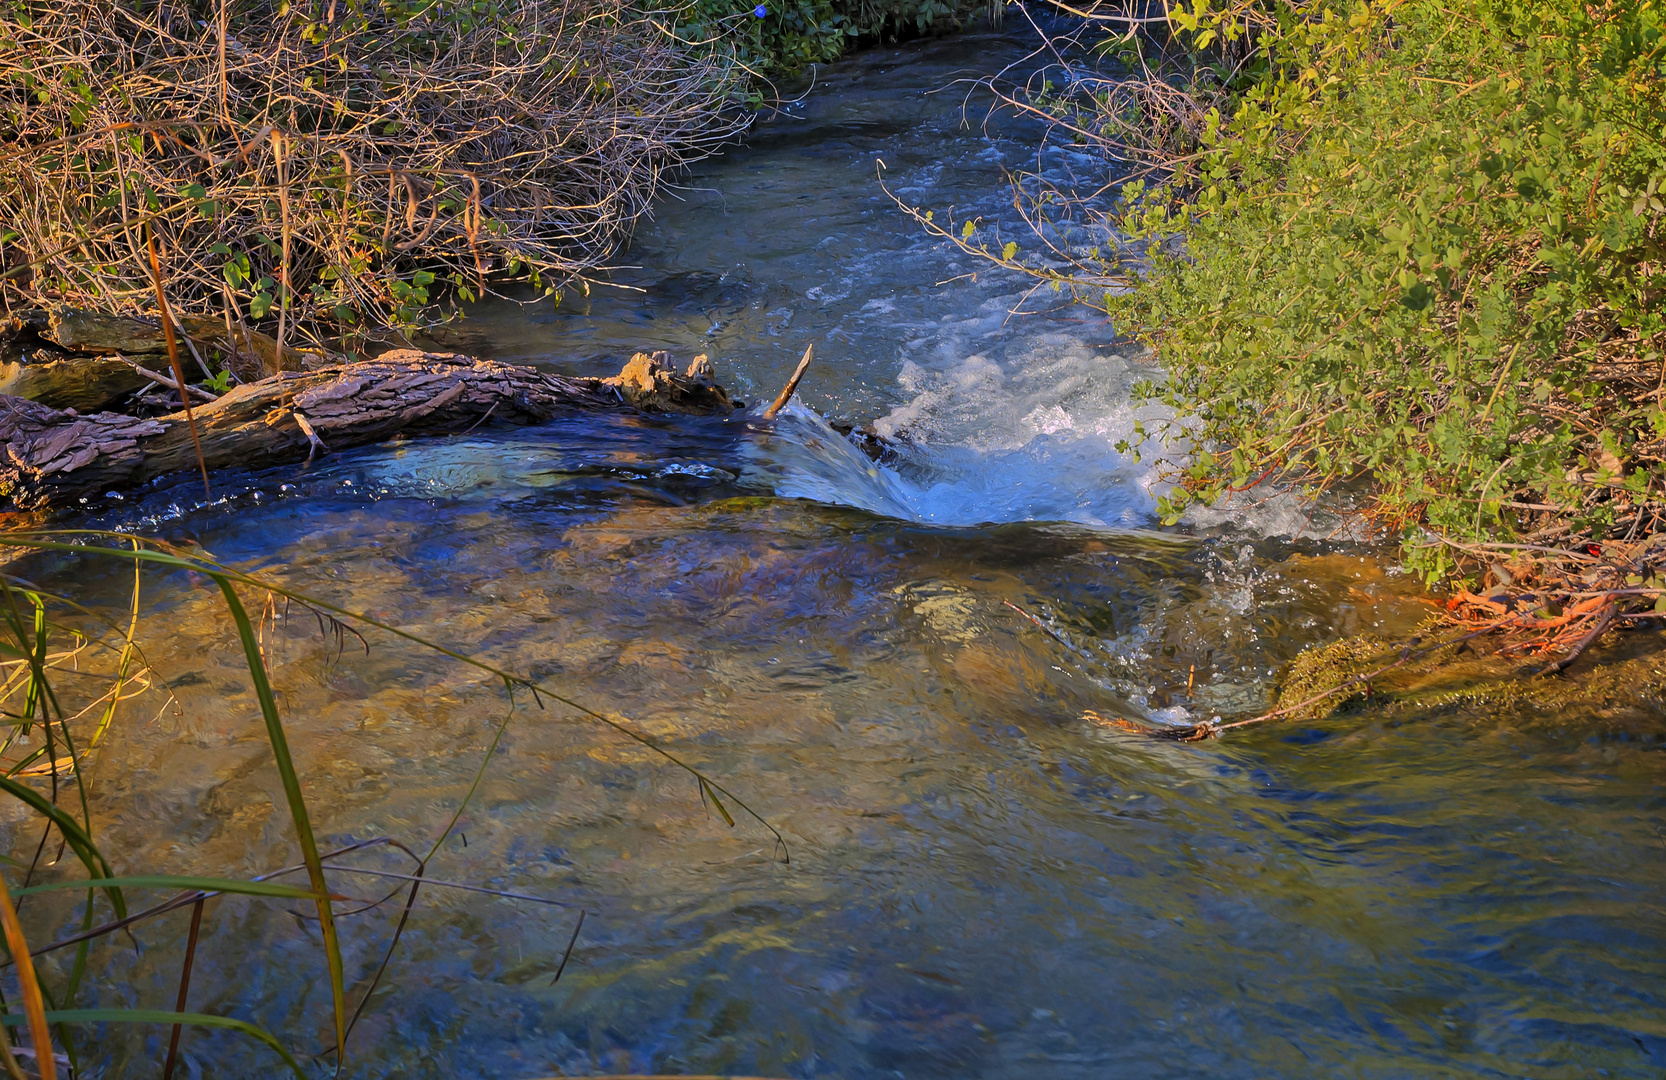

{"left": 0, "top": 530, "right": 781, "bottom": 1074}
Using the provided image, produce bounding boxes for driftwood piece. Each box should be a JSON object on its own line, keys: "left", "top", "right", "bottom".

{"left": 0, "top": 349, "right": 735, "bottom": 510}
{"left": 127, "top": 362, "right": 219, "bottom": 403}
{"left": 763, "top": 342, "right": 815, "bottom": 420}
{"left": 0, "top": 354, "right": 151, "bottom": 413}
{"left": 42, "top": 309, "right": 323, "bottom": 377}
{"left": 604, "top": 349, "right": 740, "bottom": 414}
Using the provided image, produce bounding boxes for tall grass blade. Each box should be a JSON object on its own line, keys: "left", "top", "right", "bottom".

{"left": 0, "top": 778, "right": 125, "bottom": 920}
{"left": 212, "top": 577, "right": 347, "bottom": 1062}
{"left": 88, "top": 538, "right": 145, "bottom": 753}
{"left": 19, "top": 590, "right": 48, "bottom": 751}
{"left": 0, "top": 874, "right": 55, "bottom": 1080}
{"left": 15, "top": 877, "right": 331, "bottom": 900}
{"left": 11, "top": 840, "right": 394, "bottom": 966}
{"left": 1, "top": 584, "right": 103, "bottom": 905}
{"left": 0, "top": 1010, "right": 306, "bottom": 1079}
{"left": 144, "top": 223, "right": 212, "bottom": 498}
{"left": 700, "top": 779, "right": 735, "bottom": 827}
{"left": 274, "top": 132, "right": 291, "bottom": 372}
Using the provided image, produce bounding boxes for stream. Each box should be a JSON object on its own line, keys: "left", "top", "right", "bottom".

{"left": 8, "top": 27, "right": 1665, "bottom": 1080}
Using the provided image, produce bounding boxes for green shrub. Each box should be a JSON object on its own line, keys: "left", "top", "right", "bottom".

{"left": 1120, "top": 0, "right": 1665, "bottom": 578}
{"left": 972, "top": 0, "right": 1665, "bottom": 579}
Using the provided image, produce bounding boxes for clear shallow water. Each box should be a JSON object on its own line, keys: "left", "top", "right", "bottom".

{"left": 423, "top": 28, "right": 1172, "bottom": 532}
{"left": 4, "top": 27, "right": 1664, "bottom": 1080}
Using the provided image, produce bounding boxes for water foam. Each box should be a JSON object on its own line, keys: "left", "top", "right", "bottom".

{"left": 742, "top": 321, "right": 1172, "bottom": 529}
{"left": 868, "top": 332, "right": 1166, "bottom": 527}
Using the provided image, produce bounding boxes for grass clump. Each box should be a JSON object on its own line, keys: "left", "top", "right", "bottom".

{"left": 0, "top": 0, "right": 995, "bottom": 354}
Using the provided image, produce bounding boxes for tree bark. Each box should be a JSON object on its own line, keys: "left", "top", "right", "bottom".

{"left": 0, "top": 354, "right": 151, "bottom": 413}
{"left": 0, "top": 349, "right": 736, "bottom": 511}
{"left": 40, "top": 308, "right": 321, "bottom": 378}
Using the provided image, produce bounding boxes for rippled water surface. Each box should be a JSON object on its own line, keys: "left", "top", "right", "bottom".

{"left": 425, "top": 27, "right": 1173, "bottom": 532}
{"left": 7, "top": 27, "right": 1664, "bottom": 1080}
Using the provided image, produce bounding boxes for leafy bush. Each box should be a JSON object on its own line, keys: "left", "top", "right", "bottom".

{"left": 924, "top": 0, "right": 1665, "bottom": 579}
{"left": 1107, "top": 0, "right": 1664, "bottom": 579}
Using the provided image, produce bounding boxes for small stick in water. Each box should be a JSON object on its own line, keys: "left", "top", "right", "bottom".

{"left": 548, "top": 909, "right": 586, "bottom": 987}
{"left": 1003, "top": 599, "right": 1070, "bottom": 648}
{"left": 762, "top": 342, "right": 815, "bottom": 420}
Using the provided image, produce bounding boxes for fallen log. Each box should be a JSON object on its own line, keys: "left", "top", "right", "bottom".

{"left": 13, "top": 308, "right": 324, "bottom": 378}
{"left": 0, "top": 353, "right": 151, "bottom": 413}
{"left": 0, "top": 348, "right": 737, "bottom": 511}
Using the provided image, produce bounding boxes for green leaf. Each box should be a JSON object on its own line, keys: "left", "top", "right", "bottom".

{"left": 700, "top": 778, "right": 735, "bottom": 827}
{"left": 213, "top": 579, "right": 348, "bottom": 1061}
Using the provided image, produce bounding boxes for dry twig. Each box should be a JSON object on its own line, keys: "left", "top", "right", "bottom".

{"left": 0, "top": 0, "right": 752, "bottom": 347}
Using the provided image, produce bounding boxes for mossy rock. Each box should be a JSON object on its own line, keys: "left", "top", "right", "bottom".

{"left": 1274, "top": 634, "right": 1396, "bottom": 721}
{"left": 1274, "top": 625, "right": 1666, "bottom": 725}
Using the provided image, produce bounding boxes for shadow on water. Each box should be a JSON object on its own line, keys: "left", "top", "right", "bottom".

{"left": 9, "top": 24, "right": 1665, "bottom": 1080}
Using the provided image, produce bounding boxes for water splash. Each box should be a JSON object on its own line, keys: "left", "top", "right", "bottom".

{"left": 864, "top": 338, "right": 1165, "bottom": 527}
{"left": 743, "top": 402, "right": 918, "bottom": 519}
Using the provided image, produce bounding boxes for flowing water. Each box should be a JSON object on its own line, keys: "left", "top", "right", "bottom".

{"left": 7, "top": 28, "right": 1665, "bottom": 1080}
